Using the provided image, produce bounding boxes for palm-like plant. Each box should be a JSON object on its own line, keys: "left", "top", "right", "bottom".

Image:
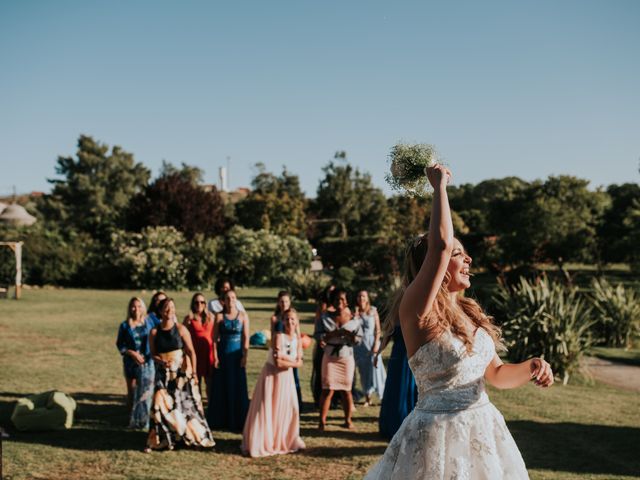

{"left": 590, "top": 278, "right": 640, "bottom": 348}
{"left": 493, "top": 276, "right": 594, "bottom": 385}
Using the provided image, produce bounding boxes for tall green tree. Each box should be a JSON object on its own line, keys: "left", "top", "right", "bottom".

{"left": 448, "top": 177, "right": 529, "bottom": 235}
{"left": 235, "top": 164, "right": 307, "bottom": 237}
{"left": 311, "top": 160, "right": 392, "bottom": 239}
{"left": 44, "top": 135, "right": 150, "bottom": 238}
{"left": 597, "top": 183, "right": 640, "bottom": 263}
{"left": 499, "top": 176, "right": 609, "bottom": 278}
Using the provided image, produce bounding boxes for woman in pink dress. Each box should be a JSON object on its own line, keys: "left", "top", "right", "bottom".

{"left": 241, "top": 308, "right": 305, "bottom": 458}
{"left": 183, "top": 292, "right": 215, "bottom": 393}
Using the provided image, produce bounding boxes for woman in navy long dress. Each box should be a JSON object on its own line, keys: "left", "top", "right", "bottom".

{"left": 377, "top": 326, "right": 418, "bottom": 439}
{"left": 207, "top": 289, "right": 250, "bottom": 431}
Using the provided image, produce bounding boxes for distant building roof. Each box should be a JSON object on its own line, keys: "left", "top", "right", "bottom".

{"left": 203, "top": 185, "right": 250, "bottom": 204}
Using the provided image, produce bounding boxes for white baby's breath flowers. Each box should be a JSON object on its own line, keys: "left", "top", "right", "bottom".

{"left": 386, "top": 142, "right": 440, "bottom": 196}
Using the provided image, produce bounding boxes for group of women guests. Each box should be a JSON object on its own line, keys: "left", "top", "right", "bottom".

{"left": 311, "top": 287, "right": 387, "bottom": 430}
{"left": 116, "top": 279, "right": 391, "bottom": 457}
{"left": 116, "top": 280, "right": 306, "bottom": 457}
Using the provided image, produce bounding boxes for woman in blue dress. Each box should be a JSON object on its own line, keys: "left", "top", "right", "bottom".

{"left": 207, "top": 289, "right": 250, "bottom": 431}
{"left": 354, "top": 290, "right": 386, "bottom": 406}
{"left": 377, "top": 326, "right": 418, "bottom": 439}
{"left": 115, "top": 297, "right": 156, "bottom": 428}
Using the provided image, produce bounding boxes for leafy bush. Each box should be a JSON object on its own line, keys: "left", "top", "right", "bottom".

{"left": 184, "top": 234, "right": 222, "bottom": 290}
{"left": 589, "top": 278, "right": 640, "bottom": 348}
{"left": 492, "top": 276, "right": 594, "bottom": 384}
{"left": 110, "top": 226, "right": 188, "bottom": 289}
{"left": 219, "top": 226, "right": 312, "bottom": 286}
{"left": 286, "top": 270, "right": 332, "bottom": 301}
{"left": 0, "top": 223, "right": 89, "bottom": 286}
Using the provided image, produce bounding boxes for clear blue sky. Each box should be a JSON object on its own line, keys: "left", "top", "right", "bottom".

{"left": 1, "top": 0, "right": 639, "bottom": 197}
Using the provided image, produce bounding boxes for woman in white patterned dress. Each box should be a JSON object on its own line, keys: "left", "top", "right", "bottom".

{"left": 365, "top": 165, "right": 554, "bottom": 480}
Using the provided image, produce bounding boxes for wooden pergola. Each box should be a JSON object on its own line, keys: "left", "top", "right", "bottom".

{"left": 0, "top": 241, "right": 23, "bottom": 299}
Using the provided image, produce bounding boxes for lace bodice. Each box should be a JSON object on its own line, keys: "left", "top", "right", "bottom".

{"left": 408, "top": 328, "right": 495, "bottom": 413}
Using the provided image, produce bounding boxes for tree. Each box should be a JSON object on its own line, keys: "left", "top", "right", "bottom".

{"left": 498, "top": 176, "right": 609, "bottom": 279}
{"left": 235, "top": 164, "right": 307, "bottom": 237}
{"left": 448, "top": 177, "right": 529, "bottom": 235}
{"left": 311, "top": 160, "right": 392, "bottom": 239}
{"left": 127, "top": 167, "right": 226, "bottom": 239}
{"left": 45, "top": 135, "right": 150, "bottom": 238}
{"left": 598, "top": 183, "right": 640, "bottom": 263}
{"left": 624, "top": 197, "right": 640, "bottom": 271}
{"left": 158, "top": 160, "right": 204, "bottom": 185}
{"left": 387, "top": 195, "right": 430, "bottom": 242}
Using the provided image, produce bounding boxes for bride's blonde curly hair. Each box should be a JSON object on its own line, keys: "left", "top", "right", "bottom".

{"left": 382, "top": 234, "right": 504, "bottom": 353}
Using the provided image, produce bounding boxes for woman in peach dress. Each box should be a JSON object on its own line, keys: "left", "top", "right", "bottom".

{"left": 241, "top": 308, "right": 305, "bottom": 458}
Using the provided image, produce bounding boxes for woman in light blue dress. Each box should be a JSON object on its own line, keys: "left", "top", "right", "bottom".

{"left": 354, "top": 290, "right": 386, "bottom": 406}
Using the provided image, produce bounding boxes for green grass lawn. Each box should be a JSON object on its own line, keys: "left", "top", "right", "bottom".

{"left": 1, "top": 288, "right": 639, "bottom": 480}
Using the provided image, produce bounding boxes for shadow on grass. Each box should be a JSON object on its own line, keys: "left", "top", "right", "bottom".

{"left": 510, "top": 420, "right": 640, "bottom": 477}
{"left": 301, "top": 444, "right": 387, "bottom": 458}
{"left": 301, "top": 426, "right": 381, "bottom": 443}
{"left": 8, "top": 427, "right": 146, "bottom": 451}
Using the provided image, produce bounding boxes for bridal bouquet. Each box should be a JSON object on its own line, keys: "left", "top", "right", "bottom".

{"left": 385, "top": 142, "right": 438, "bottom": 196}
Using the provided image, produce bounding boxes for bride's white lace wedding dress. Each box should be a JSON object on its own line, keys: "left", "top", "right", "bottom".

{"left": 365, "top": 328, "right": 529, "bottom": 479}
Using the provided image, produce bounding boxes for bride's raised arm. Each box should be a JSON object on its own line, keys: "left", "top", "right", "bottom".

{"left": 399, "top": 164, "right": 454, "bottom": 357}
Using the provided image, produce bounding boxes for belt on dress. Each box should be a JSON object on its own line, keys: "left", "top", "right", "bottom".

{"left": 414, "top": 398, "right": 490, "bottom": 414}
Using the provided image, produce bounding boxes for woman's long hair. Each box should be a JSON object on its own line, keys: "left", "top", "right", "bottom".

{"left": 148, "top": 291, "right": 167, "bottom": 316}
{"left": 274, "top": 290, "right": 291, "bottom": 316}
{"left": 382, "top": 235, "right": 503, "bottom": 353}
{"left": 214, "top": 277, "right": 235, "bottom": 297}
{"left": 127, "top": 297, "right": 146, "bottom": 321}
{"left": 355, "top": 290, "right": 372, "bottom": 316}
{"left": 157, "top": 297, "right": 175, "bottom": 321}
{"left": 188, "top": 292, "right": 213, "bottom": 325}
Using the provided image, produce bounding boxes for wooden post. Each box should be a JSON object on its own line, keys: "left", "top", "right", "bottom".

{"left": 14, "top": 242, "right": 22, "bottom": 299}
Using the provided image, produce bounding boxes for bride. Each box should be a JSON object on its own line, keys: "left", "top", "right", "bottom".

{"left": 365, "top": 165, "right": 553, "bottom": 479}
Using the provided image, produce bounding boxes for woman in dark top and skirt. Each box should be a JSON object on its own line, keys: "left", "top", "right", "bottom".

{"left": 145, "top": 298, "right": 215, "bottom": 451}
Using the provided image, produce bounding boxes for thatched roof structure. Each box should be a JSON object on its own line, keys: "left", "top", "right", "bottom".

{"left": 0, "top": 204, "right": 37, "bottom": 226}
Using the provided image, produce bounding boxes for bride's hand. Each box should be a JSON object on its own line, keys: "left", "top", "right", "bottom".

{"left": 426, "top": 164, "right": 451, "bottom": 189}
{"left": 530, "top": 358, "right": 554, "bottom": 387}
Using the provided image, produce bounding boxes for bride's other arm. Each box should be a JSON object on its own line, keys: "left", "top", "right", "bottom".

{"left": 484, "top": 354, "right": 554, "bottom": 389}
{"left": 399, "top": 165, "right": 453, "bottom": 355}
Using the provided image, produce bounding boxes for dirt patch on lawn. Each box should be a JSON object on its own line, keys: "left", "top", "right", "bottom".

{"left": 583, "top": 356, "right": 640, "bottom": 392}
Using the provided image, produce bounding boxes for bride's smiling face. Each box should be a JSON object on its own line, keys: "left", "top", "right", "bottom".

{"left": 446, "top": 239, "right": 472, "bottom": 292}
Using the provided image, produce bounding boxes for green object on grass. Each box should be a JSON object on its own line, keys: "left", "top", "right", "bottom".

{"left": 11, "top": 390, "right": 76, "bottom": 431}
